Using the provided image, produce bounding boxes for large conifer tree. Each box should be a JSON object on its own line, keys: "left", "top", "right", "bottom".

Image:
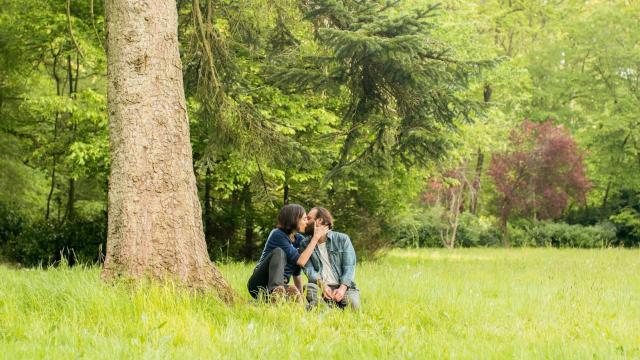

{"left": 102, "top": 0, "right": 235, "bottom": 301}
{"left": 276, "top": 1, "right": 484, "bottom": 174}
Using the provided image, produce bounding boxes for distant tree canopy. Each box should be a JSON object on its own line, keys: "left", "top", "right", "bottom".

{"left": 1, "top": 1, "right": 639, "bottom": 266}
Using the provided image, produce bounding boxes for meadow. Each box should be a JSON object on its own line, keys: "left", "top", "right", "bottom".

{"left": 1, "top": 248, "right": 639, "bottom": 359}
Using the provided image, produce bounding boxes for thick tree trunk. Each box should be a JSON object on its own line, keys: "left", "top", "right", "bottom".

{"left": 102, "top": 0, "right": 234, "bottom": 301}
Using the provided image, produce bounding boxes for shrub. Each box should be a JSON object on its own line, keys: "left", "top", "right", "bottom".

{"left": 1, "top": 213, "right": 106, "bottom": 267}
{"left": 392, "top": 209, "right": 501, "bottom": 248}
{"left": 0, "top": 202, "right": 24, "bottom": 248}
{"left": 456, "top": 213, "right": 502, "bottom": 247}
{"left": 392, "top": 206, "right": 447, "bottom": 248}
{"left": 391, "top": 208, "right": 617, "bottom": 249}
{"left": 609, "top": 208, "right": 640, "bottom": 247}
{"left": 511, "top": 221, "right": 617, "bottom": 248}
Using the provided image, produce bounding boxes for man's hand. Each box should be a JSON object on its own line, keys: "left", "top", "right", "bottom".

{"left": 333, "top": 285, "right": 347, "bottom": 302}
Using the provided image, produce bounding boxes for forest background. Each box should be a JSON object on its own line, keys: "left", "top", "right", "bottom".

{"left": 1, "top": 0, "right": 639, "bottom": 267}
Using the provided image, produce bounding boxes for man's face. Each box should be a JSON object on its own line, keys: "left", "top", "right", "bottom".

{"left": 304, "top": 209, "right": 318, "bottom": 235}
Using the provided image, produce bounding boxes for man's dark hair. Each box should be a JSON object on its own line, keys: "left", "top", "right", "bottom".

{"left": 311, "top": 207, "right": 334, "bottom": 230}
{"left": 277, "top": 204, "right": 305, "bottom": 234}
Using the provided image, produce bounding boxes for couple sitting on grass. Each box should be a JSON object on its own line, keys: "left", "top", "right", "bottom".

{"left": 247, "top": 204, "right": 360, "bottom": 310}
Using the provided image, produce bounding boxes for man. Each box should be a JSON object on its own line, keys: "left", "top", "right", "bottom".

{"left": 299, "top": 207, "right": 360, "bottom": 310}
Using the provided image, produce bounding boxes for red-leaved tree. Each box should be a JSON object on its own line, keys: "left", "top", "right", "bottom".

{"left": 489, "top": 120, "right": 590, "bottom": 246}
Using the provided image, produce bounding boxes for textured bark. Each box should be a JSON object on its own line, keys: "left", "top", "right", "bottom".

{"left": 102, "top": 0, "right": 235, "bottom": 302}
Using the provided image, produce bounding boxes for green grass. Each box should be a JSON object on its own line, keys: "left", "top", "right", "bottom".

{"left": 1, "top": 248, "right": 639, "bottom": 359}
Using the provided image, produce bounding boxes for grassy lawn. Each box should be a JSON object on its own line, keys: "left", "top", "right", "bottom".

{"left": 1, "top": 248, "right": 639, "bottom": 359}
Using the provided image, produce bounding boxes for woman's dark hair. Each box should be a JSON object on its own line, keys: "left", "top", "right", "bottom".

{"left": 277, "top": 204, "right": 306, "bottom": 234}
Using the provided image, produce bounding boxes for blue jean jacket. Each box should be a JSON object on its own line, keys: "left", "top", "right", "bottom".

{"left": 299, "top": 230, "right": 357, "bottom": 289}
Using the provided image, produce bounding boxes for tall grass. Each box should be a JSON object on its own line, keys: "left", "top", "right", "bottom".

{"left": 1, "top": 249, "right": 639, "bottom": 359}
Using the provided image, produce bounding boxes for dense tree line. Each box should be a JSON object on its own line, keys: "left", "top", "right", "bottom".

{"left": 1, "top": 0, "right": 639, "bottom": 266}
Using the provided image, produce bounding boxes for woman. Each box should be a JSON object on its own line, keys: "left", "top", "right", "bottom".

{"left": 247, "top": 204, "right": 328, "bottom": 300}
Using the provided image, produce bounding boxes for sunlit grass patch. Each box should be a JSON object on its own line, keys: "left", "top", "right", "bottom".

{"left": 1, "top": 248, "right": 639, "bottom": 359}
{"left": 387, "top": 248, "right": 508, "bottom": 262}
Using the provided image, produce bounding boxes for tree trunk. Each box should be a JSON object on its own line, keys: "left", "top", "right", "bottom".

{"left": 470, "top": 83, "right": 491, "bottom": 215}
{"left": 64, "top": 54, "right": 78, "bottom": 223}
{"left": 45, "top": 152, "right": 57, "bottom": 222}
{"left": 448, "top": 184, "right": 465, "bottom": 248}
{"left": 470, "top": 148, "right": 483, "bottom": 215}
{"left": 483, "top": 83, "right": 492, "bottom": 103}
{"left": 601, "top": 179, "right": 611, "bottom": 210}
{"left": 203, "top": 167, "right": 214, "bottom": 254}
{"left": 601, "top": 131, "right": 631, "bottom": 211}
{"left": 46, "top": 53, "right": 63, "bottom": 222}
{"left": 241, "top": 183, "right": 255, "bottom": 260}
{"left": 283, "top": 172, "right": 290, "bottom": 206}
{"left": 102, "top": 0, "right": 234, "bottom": 302}
{"left": 65, "top": 178, "right": 75, "bottom": 221}
{"left": 500, "top": 212, "right": 510, "bottom": 248}
{"left": 444, "top": 171, "right": 466, "bottom": 249}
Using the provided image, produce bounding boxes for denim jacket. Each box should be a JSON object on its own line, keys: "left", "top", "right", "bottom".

{"left": 299, "top": 230, "right": 357, "bottom": 289}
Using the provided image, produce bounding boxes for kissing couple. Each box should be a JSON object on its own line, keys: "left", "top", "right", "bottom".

{"left": 247, "top": 204, "right": 360, "bottom": 310}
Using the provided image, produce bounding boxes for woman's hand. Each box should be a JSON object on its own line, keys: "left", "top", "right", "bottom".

{"left": 312, "top": 223, "right": 330, "bottom": 240}
{"left": 322, "top": 285, "right": 334, "bottom": 300}
{"left": 296, "top": 223, "right": 327, "bottom": 266}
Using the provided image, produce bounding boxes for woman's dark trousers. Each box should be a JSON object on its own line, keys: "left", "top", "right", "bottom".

{"left": 247, "top": 248, "right": 287, "bottom": 299}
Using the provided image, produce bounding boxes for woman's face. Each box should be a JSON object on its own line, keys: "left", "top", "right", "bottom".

{"left": 296, "top": 212, "right": 307, "bottom": 233}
